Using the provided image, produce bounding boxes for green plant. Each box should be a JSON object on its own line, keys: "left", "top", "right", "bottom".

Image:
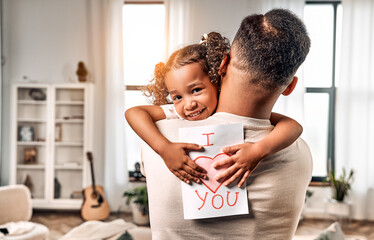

{"left": 123, "top": 185, "right": 148, "bottom": 215}
{"left": 325, "top": 167, "right": 354, "bottom": 202}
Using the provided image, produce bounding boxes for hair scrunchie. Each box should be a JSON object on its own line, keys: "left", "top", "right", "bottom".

{"left": 200, "top": 33, "right": 208, "bottom": 45}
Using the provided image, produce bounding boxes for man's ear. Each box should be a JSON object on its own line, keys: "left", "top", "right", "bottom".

{"left": 218, "top": 54, "right": 230, "bottom": 76}
{"left": 282, "top": 76, "right": 298, "bottom": 96}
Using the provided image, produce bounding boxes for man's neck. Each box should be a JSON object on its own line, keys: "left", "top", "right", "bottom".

{"left": 215, "top": 69, "right": 281, "bottom": 120}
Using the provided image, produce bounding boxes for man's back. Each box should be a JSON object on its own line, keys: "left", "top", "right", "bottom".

{"left": 142, "top": 113, "right": 312, "bottom": 239}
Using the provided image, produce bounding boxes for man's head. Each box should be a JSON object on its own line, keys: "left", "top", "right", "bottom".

{"left": 229, "top": 8, "right": 310, "bottom": 89}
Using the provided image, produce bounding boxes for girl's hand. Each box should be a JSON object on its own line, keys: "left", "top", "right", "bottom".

{"left": 159, "top": 142, "right": 207, "bottom": 184}
{"left": 213, "top": 142, "right": 267, "bottom": 188}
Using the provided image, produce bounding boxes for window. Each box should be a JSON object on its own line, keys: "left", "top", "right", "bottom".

{"left": 303, "top": 1, "right": 342, "bottom": 181}
{"left": 122, "top": 1, "right": 165, "bottom": 171}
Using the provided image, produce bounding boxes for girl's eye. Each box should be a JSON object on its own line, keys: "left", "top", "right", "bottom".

{"left": 173, "top": 95, "right": 182, "bottom": 101}
{"left": 192, "top": 88, "right": 202, "bottom": 94}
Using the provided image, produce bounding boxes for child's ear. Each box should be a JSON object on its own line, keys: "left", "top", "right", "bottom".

{"left": 282, "top": 76, "right": 298, "bottom": 96}
{"left": 218, "top": 54, "right": 230, "bottom": 76}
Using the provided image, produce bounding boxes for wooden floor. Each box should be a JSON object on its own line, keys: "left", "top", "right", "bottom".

{"left": 31, "top": 210, "right": 374, "bottom": 240}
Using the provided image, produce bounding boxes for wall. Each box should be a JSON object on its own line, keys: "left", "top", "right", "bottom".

{"left": 1, "top": 0, "right": 105, "bottom": 186}
{"left": 0, "top": 0, "right": 3, "bottom": 184}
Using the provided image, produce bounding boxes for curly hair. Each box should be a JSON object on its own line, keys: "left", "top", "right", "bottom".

{"left": 143, "top": 32, "right": 230, "bottom": 105}
{"left": 231, "top": 9, "right": 310, "bottom": 89}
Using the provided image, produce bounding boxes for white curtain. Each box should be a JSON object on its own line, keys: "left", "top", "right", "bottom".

{"left": 87, "top": 0, "right": 127, "bottom": 211}
{"left": 165, "top": 0, "right": 306, "bottom": 123}
{"left": 103, "top": 0, "right": 127, "bottom": 211}
{"left": 336, "top": 0, "right": 374, "bottom": 220}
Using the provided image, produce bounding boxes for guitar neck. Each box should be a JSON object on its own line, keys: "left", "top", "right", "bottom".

{"left": 90, "top": 161, "right": 96, "bottom": 191}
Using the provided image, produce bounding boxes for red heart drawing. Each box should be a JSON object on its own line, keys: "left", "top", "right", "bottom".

{"left": 194, "top": 153, "right": 230, "bottom": 193}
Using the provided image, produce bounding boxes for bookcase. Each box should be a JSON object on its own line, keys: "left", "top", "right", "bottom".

{"left": 10, "top": 83, "right": 94, "bottom": 209}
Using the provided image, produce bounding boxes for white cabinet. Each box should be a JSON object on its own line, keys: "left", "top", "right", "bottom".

{"left": 10, "top": 83, "right": 93, "bottom": 209}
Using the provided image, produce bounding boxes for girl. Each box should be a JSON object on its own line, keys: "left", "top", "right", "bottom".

{"left": 125, "top": 32, "right": 302, "bottom": 188}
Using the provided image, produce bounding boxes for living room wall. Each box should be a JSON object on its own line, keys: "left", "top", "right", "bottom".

{"left": 1, "top": 0, "right": 105, "bottom": 186}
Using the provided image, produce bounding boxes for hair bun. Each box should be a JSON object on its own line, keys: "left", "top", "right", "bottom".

{"left": 202, "top": 32, "right": 230, "bottom": 88}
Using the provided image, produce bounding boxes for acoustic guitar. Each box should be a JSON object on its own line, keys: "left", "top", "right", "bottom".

{"left": 81, "top": 152, "right": 110, "bottom": 221}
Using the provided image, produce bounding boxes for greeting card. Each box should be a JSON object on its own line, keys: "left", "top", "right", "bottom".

{"left": 179, "top": 123, "right": 249, "bottom": 219}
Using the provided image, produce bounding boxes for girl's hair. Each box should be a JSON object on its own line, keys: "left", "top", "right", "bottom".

{"left": 143, "top": 32, "right": 230, "bottom": 105}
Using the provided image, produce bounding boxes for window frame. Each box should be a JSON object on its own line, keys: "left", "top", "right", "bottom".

{"left": 305, "top": 1, "right": 341, "bottom": 182}
{"left": 123, "top": 0, "right": 164, "bottom": 93}
{"left": 123, "top": 0, "right": 165, "bottom": 175}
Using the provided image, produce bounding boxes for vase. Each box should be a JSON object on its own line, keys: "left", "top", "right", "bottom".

{"left": 131, "top": 203, "right": 149, "bottom": 226}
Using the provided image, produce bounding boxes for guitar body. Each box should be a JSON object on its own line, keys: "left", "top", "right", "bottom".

{"left": 81, "top": 185, "right": 110, "bottom": 221}
{"left": 81, "top": 152, "right": 110, "bottom": 221}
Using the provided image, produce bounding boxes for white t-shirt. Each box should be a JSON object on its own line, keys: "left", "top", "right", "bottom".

{"left": 160, "top": 104, "right": 182, "bottom": 119}
{"left": 142, "top": 112, "right": 313, "bottom": 240}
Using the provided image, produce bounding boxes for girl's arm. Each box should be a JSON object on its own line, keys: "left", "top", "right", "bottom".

{"left": 125, "top": 105, "right": 207, "bottom": 184}
{"left": 214, "top": 112, "right": 302, "bottom": 187}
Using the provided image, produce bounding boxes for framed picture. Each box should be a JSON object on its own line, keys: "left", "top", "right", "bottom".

{"left": 24, "top": 148, "right": 37, "bottom": 164}
{"left": 18, "top": 125, "right": 35, "bottom": 142}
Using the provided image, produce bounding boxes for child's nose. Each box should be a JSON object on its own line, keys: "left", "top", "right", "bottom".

{"left": 185, "top": 99, "right": 198, "bottom": 110}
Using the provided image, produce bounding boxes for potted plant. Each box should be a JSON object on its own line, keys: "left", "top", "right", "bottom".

{"left": 123, "top": 185, "right": 149, "bottom": 225}
{"left": 324, "top": 167, "right": 354, "bottom": 218}
{"left": 326, "top": 167, "right": 354, "bottom": 202}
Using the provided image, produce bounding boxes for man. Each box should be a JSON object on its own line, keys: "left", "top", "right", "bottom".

{"left": 142, "top": 9, "right": 312, "bottom": 239}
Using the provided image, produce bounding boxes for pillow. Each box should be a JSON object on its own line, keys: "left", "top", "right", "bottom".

{"left": 314, "top": 222, "right": 345, "bottom": 240}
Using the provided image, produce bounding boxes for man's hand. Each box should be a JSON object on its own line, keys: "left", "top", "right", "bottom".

{"left": 159, "top": 142, "right": 207, "bottom": 184}
{"left": 213, "top": 142, "right": 266, "bottom": 188}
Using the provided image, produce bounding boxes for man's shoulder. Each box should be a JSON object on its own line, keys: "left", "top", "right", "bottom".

{"left": 273, "top": 136, "right": 313, "bottom": 165}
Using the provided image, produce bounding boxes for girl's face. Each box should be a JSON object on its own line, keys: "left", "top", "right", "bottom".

{"left": 165, "top": 63, "right": 218, "bottom": 121}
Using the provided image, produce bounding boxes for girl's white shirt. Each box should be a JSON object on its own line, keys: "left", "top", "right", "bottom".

{"left": 160, "top": 104, "right": 183, "bottom": 120}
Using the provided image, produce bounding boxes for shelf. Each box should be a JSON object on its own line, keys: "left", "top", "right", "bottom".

{"left": 54, "top": 142, "right": 83, "bottom": 146}
{"left": 18, "top": 100, "right": 47, "bottom": 105}
{"left": 55, "top": 165, "right": 83, "bottom": 170}
{"left": 13, "top": 83, "right": 92, "bottom": 209}
{"left": 17, "top": 164, "right": 45, "bottom": 170}
{"left": 17, "top": 118, "right": 46, "bottom": 123}
{"left": 56, "top": 100, "right": 84, "bottom": 105}
{"left": 55, "top": 119, "right": 84, "bottom": 123}
{"left": 17, "top": 141, "right": 46, "bottom": 146}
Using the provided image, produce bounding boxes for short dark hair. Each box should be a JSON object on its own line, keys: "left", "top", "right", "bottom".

{"left": 231, "top": 9, "right": 311, "bottom": 88}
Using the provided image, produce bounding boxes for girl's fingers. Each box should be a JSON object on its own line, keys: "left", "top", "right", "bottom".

{"left": 184, "top": 164, "right": 206, "bottom": 180}
{"left": 213, "top": 156, "right": 235, "bottom": 169}
{"left": 183, "top": 166, "right": 203, "bottom": 183}
{"left": 182, "top": 143, "right": 203, "bottom": 151}
{"left": 180, "top": 169, "right": 201, "bottom": 184}
{"left": 215, "top": 164, "right": 238, "bottom": 181}
{"left": 173, "top": 171, "right": 190, "bottom": 184}
{"left": 238, "top": 170, "right": 250, "bottom": 188}
{"left": 222, "top": 145, "right": 241, "bottom": 154}
{"left": 186, "top": 158, "right": 207, "bottom": 174}
{"left": 223, "top": 168, "right": 243, "bottom": 186}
